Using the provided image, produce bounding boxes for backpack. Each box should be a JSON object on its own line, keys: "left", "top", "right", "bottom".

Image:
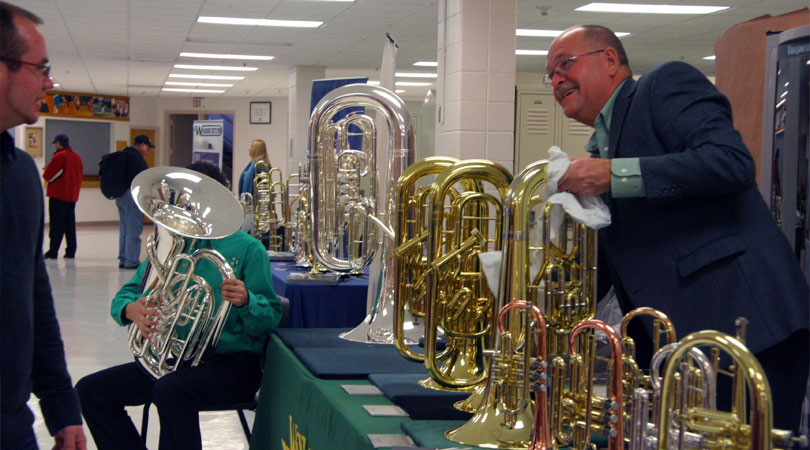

{"left": 98, "top": 150, "right": 129, "bottom": 199}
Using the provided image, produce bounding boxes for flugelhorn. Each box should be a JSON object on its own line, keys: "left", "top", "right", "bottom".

{"left": 128, "top": 167, "right": 243, "bottom": 379}
{"left": 306, "top": 84, "right": 414, "bottom": 343}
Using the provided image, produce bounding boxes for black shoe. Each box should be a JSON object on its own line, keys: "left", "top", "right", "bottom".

{"left": 122, "top": 263, "right": 140, "bottom": 269}
{"left": 119, "top": 262, "right": 125, "bottom": 268}
{"left": 43, "top": 252, "right": 57, "bottom": 259}
{"left": 64, "top": 254, "right": 75, "bottom": 259}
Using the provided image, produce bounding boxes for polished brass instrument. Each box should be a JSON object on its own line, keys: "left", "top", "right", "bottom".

{"left": 266, "top": 167, "right": 288, "bottom": 252}
{"left": 549, "top": 319, "right": 624, "bottom": 450}
{"left": 422, "top": 159, "right": 513, "bottom": 393}
{"left": 447, "top": 160, "right": 545, "bottom": 447}
{"left": 253, "top": 159, "right": 272, "bottom": 236}
{"left": 306, "top": 84, "right": 414, "bottom": 342}
{"left": 127, "top": 167, "right": 244, "bottom": 379}
{"left": 656, "top": 330, "right": 774, "bottom": 450}
{"left": 393, "top": 156, "right": 460, "bottom": 352}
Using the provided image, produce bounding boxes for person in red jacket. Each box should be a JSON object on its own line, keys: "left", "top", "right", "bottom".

{"left": 43, "top": 133, "right": 83, "bottom": 258}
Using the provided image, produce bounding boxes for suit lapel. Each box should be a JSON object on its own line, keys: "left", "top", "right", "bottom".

{"left": 608, "top": 79, "right": 636, "bottom": 159}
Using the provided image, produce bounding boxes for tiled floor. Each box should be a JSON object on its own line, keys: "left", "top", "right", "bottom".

{"left": 31, "top": 224, "right": 251, "bottom": 450}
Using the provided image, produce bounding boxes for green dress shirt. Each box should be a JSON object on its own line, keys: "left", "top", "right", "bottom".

{"left": 585, "top": 79, "right": 645, "bottom": 197}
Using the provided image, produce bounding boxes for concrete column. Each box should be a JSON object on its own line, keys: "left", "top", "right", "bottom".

{"left": 435, "top": 0, "right": 516, "bottom": 170}
{"left": 287, "top": 65, "right": 325, "bottom": 175}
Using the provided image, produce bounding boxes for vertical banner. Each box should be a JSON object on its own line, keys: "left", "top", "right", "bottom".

{"left": 192, "top": 120, "right": 224, "bottom": 168}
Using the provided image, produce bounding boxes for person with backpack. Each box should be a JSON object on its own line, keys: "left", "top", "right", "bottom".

{"left": 109, "top": 134, "right": 150, "bottom": 269}
{"left": 43, "top": 133, "right": 83, "bottom": 259}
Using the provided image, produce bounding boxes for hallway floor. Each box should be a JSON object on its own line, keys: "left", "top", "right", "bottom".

{"left": 31, "top": 224, "right": 251, "bottom": 450}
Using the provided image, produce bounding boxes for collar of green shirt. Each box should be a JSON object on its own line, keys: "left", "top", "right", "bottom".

{"left": 586, "top": 78, "right": 629, "bottom": 158}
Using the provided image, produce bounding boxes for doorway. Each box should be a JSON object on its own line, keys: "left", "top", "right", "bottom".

{"left": 168, "top": 112, "right": 234, "bottom": 186}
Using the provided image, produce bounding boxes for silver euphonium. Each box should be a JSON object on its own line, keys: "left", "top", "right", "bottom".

{"left": 127, "top": 167, "right": 244, "bottom": 379}
{"left": 306, "top": 83, "right": 414, "bottom": 343}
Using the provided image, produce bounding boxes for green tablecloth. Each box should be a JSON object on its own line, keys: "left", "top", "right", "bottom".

{"left": 250, "top": 334, "right": 411, "bottom": 450}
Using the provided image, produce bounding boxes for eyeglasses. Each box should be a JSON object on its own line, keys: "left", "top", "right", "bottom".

{"left": 542, "top": 49, "right": 605, "bottom": 88}
{"left": 0, "top": 57, "right": 51, "bottom": 78}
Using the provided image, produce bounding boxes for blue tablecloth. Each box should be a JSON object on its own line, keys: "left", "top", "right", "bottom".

{"left": 271, "top": 262, "right": 369, "bottom": 328}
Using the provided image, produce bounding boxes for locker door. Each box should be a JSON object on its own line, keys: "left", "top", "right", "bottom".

{"left": 561, "top": 117, "right": 594, "bottom": 158}
{"left": 515, "top": 92, "right": 557, "bottom": 173}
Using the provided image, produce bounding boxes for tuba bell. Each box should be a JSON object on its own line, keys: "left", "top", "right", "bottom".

{"left": 127, "top": 167, "right": 244, "bottom": 379}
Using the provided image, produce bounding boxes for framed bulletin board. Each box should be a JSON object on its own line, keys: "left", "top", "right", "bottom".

{"left": 250, "top": 101, "right": 271, "bottom": 124}
{"left": 25, "top": 127, "right": 42, "bottom": 157}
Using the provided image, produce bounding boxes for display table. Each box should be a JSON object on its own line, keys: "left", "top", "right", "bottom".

{"left": 271, "top": 262, "right": 369, "bottom": 328}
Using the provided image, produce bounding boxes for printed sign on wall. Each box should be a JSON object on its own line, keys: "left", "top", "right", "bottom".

{"left": 192, "top": 120, "right": 224, "bottom": 169}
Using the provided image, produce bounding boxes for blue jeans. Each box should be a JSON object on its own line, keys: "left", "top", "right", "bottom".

{"left": 115, "top": 194, "right": 143, "bottom": 267}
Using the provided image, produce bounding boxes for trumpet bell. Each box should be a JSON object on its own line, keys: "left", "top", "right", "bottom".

{"left": 131, "top": 166, "right": 243, "bottom": 238}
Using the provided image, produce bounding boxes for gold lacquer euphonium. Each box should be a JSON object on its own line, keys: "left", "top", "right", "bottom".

{"left": 656, "top": 330, "right": 774, "bottom": 450}
{"left": 446, "top": 159, "right": 549, "bottom": 448}
{"left": 253, "top": 159, "right": 272, "bottom": 236}
{"left": 127, "top": 167, "right": 244, "bottom": 379}
{"left": 422, "top": 159, "right": 513, "bottom": 394}
{"left": 393, "top": 156, "right": 460, "bottom": 354}
{"left": 306, "top": 84, "right": 414, "bottom": 343}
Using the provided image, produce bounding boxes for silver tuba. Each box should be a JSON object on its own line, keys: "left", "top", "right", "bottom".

{"left": 128, "top": 167, "right": 244, "bottom": 379}
{"left": 306, "top": 83, "right": 414, "bottom": 343}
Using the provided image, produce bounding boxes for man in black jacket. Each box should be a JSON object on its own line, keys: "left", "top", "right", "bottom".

{"left": 0, "top": 2, "right": 86, "bottom": 449}
{"left": 116, "top": 135, "right": 150, "bottom": 269}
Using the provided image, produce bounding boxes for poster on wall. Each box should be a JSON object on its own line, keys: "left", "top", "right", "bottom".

{"left": 25, "top": 127, "right": 42, "bottom": 157}
{"left": 39, "top": 90, "right": 130, "bottom": 121}
{"left": 192, "top": 120, "right": 224, "bottom": 169}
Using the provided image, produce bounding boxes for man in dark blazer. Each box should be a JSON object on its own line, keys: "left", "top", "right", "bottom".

{"left": 549, "top": 24, "right": 809, "bottom": 433}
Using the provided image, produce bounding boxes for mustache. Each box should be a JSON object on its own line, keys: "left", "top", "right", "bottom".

{"left": 555, "top": 83, "right": 576, "bottom": 97}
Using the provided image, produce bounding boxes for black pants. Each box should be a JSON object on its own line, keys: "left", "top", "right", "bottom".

{"left": 47, "top": 198, "right": 76, "bottom": 256}
{"left": 75, "top": 353, "right": 262, "bottom": 450}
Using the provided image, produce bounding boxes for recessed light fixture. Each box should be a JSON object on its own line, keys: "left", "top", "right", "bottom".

{"left": 169, "top": 74, "right": 245, "bottom": 80}
{"left": 52, "top": 83, "right": 60, "bottom": 87}
{"left": 162, "top": 88, "right": 226, "bottom": 93}
{"left": 395, "top": 81, "right": 431, "bottom": 87}
{"left": 413, "top": 61, "right": 438, "bottom": 67}
{"left": 703, "top": 55, "right": 716, "bottom": 60}
{"left": 165, "top": 81, "right": 235, "bottom": 87}
{"left": 179, "top": 52, "right": 274, "bottom": 61}
{"left": 575, "top": 3, "right": 728, "bottom": 14}
{"left": 516, "top": 49, "right": 548, "bottom": 56}
{"left": 174, "top": 64, "right": 257, "bottom": 71}
{"left": 395, "top": 72, "right": 438, "bottom": 78}
{"left": 197, "top": 16, "right": 322, "bottom": 28}
{"left": 517, "top": 29, "right": 631, "bottom": 37}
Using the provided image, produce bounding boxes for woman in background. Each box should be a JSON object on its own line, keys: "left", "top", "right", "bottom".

{"left": 237, "top": 139, "right": 269, "bottom": 195}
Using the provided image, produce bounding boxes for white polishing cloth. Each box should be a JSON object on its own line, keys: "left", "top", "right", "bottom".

{"left": 478, "top": 146, "right": 612, "bottom": 297}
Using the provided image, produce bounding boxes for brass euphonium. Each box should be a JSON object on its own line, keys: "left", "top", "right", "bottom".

{"left": 253, "top": 159, "right": 272, "bottom": 236}
{"left": 422, "top": 159, "right": 513, "bottom": 394}
{"left": 266, "top": 167, "right": 288, "bottom": 252}
{"left": 127, "top": 167, "right": 244, "bottom": 379}
{"left": 447, "top": 160, "right": 550, "bottom": 448}
{"left": 306, "top": 84, "right": 414, "bottom": 343}
{"left": 393, "top": 156, "right": 460, "bottom": 352}
{"left": 656, "top": 330, "right": 774, "bottom": 450}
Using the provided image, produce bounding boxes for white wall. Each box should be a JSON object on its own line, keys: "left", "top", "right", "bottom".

{"left": 22, "top": 95, "right": 288, "bottom": 225}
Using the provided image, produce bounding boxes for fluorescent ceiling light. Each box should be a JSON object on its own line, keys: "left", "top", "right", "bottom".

{"left": 703, "top": 55, "right": 716, "bottom": 60}
{"left": 516, "top": 49, "right": 548, "bottom": 56}
{"left": 52, "top": 83, "right": 60, "bottom": 87}
{"left": 395, "top": 90, "right": 406, "bottom": 93}
{"left": 367, "top": 80, "right": 381, "bottom": 85}
{"left": 414, "top": 61, "right": 438, "bottom": 67}
{"left": 395, "top": 72, "right": 438, "bottom": 78}
{"left": 180, "top": 52, "right": 274, "bottom": 61}
{"left": 162, "top": 88, "right": 225, "bottom": 93}
{"left": 169, "top": 74, "right": 245, "bottom": 80}
{"left": 517, "top": 28, "right": 630, "bottom": 37}
{"left": 576, "top": 3, "right": 729, "bottom": 14}
{"left": 197, "top": 16, "right": 322, "bottom": 28}
{"left": 174, "top": 64, "right": 257, "bottom": 71}
{"left": 395, "top": 81, "right": 431, "bottom": 87}
{"left": 165, "top": 81, "right": 234, "bottom": 87}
